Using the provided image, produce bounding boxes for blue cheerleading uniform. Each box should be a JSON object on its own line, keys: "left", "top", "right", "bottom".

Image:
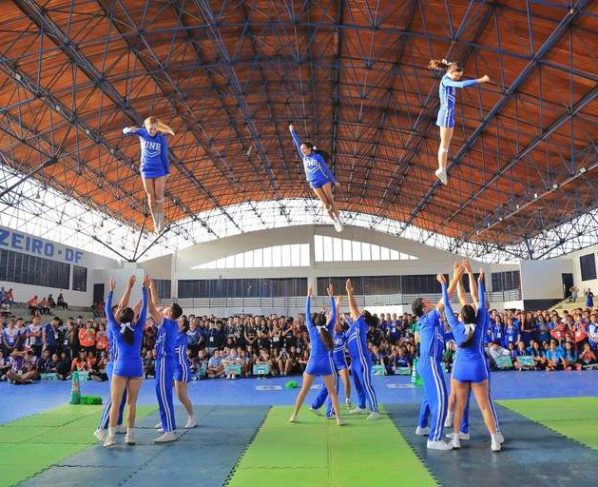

{"left": 122, "top": 127, "right": 170, "bottom": 178}
{"left": 442, "top": 281, "right": 488, "bottom": 383}
{"left": 97, "top": 319, "right": 126, "bottom": 430}
{"left": 346, "top": 315, "right": 379, "bottom": 413}
{"left": 436, "top": 74, "right": 480, "bottom": 128}
{"left": 415, "top": 307, "right": 447, "bottom": 442}
{"left": 107, "top": 288, "right": 147, "bottom": 378}
{"left": 290, "top": 128, "right": 337, "bottom": 189}
{"left": 311, "top": 327, "right": 348, "bottom": 417}
{"left": 174, "top": 332, "right": 191, "bottom": 383}
{"left": 155, "top": 317, "right": 178, "bottom": 432}
{"left": 305, "top": 295, "right": 336, "bottom": 376}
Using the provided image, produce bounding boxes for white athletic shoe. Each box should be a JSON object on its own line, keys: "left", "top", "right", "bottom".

{"left": 125, "top": 433, "right": 136, "bottom": 446}
{"left": 450, "top": 435, "right": 461, "bottom": 449}
{"left": 153, "top": 432, "right": 176, "bottom": 444}
{"left": 309, "top": 407, "right": 321, "bottom": 416}
{"left": 435, "top": 168, "right": 448, "bottom": 185}
{"left": 288, "top": 414, "right": 297, "bottom": 423}
{"left": 154, "top": 422, "right": 162, "bottom": 429}
{"left": 415, "top": 426, "right": 430, "bottom": 436}
{"left": 496, "top": 431, "right": 505, "bottom": 444}
{"left": 444, "top": 411, "right": 454, "bottom": 428}
{"left": 345, "top": 398, "right": 352, "bottom": 410}
{"left": 366, "top": 411, "right": 381, "bottom": 421}
{"left": 333, "top": 218, "right": 343, "bottom": 233}
{"left": 94, "top": 429, "right": 106, "bottom": 442}
{"left": 491, "top": 434, "right": 502, "bottom": 452}
{"left": 116, "top": 425, "right": 126, "bottom": 434}
{"left": 103, "top": 435, "right": 116, "bottom": 448}
{"left": 336, "top": 418, "right": 346, "bottom": 426}
{"left": 427, "top": 440, "right": 453, "bottom": 451}
{"left": 348, "top": 407, "right": 366, "bottom": 415}
{"left": 446, "top": 432, "right": 470, "bottom": 441}
{"left": 184, "top": 417, "right": 197, "bottom": 429}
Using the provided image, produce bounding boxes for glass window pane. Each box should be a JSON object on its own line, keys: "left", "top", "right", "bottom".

{"left": 272, "top": 246, "right": 282, "bottom": 267}
{"left": 245, "top": 250, "right": 254, "bottom": 268}
{"left": 281, "top": 245, "right": 291, "bottom": 267}
{"left": 371, "top": 244, "right": 381, "bottom": 261}
{"left": 333, "top": 238, "right": 342, "bottom": 262}
{"left": 380, "top": 246, "right": 390, "bottom": 260}
{"left": 301, "top": 244, "right": 310, "bottom": 266}
{"left": 390, "top": 249, "right": 399, "bottom": 260}
{"left": 235, "top": 253, "right": 244, "bottom": 268}
{"left": 216, "top": 257, "right": 225, "bottom": 269}
{"left": 254, "top": 248, "right": 263, "bottom": 267}
{"left": 323, "top": 236, "right": 333, "bottom": 262}
{"left": 352, "top": 241, "right": 362, "bottom": 261}
{"left": 314, "top": 235, "right": 323, "bottom": 262}
{"left": 291, "top": 244, "right": 300, "bottom": 267}
{"left": 362, "top": 242, "right": 371, "bottom": 261}
{"left": 342, "top": 239, "right": 352, "bottom": 261}
{"left": 225, "top": 255, "right": 235, "bottom": 268}
{"left": 263, "top": 247, "right": 272, "bottom": 267}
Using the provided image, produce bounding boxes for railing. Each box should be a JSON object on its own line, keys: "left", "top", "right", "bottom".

{"left": 161, "top": 289, "right": 522, "bottom": 313}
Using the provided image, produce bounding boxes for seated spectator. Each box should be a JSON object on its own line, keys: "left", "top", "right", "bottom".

{"left": 298, "top": 349, "right": 309, "bottom": 372}
{"left": 2, "top": 320, "right": 20, "bottom": 356}
{"left": 370, "top": 345, "right": 384, "bottom": 366}
{"left": 71, "top": 351, "right": 89, "bottom": 372}
{"left": 47, "top": 294, "right": 56, "bottom": 309}
{"left": 38, "top": 349, "right": 53, "bottom": 373}
{"left": 563, "top": 342, "right": 581, "bottom": 371}
{"left": 55, "top": 352, "right": 71, "bottom": 380}
{"left": 39, "top": 297, "right": 50, "bottom": 315}
{"left": 6, "top": 350, "right": 38, "bottom": 384}
{"left": 0, "top": 350, "right": 10, "bottom": 380}
{"left": 513, "top": 341, "right": 534, "bottom": 371}
{"left": 57, "top": 292, "right": 68, "bottom": 310}
{"left": 144, "top": 350, "right": 156, "bottom": 379}
{"left": 545, "top": 340, "right": 565, "bottom": 371}
{"left": 529, "top": 340, "right": 546, "bottom": 370}
{"left": 27, "top": 295, "right": 39, "bottom": 315}
{"left": 207, "top": 350, "right": 225, "bottom": 378}
{"left": 579, "top": 343, "right": 597, "bottom": 366}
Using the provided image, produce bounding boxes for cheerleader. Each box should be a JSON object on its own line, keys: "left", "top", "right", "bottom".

{"left": 289, "top": 284, "right": 344, "bottom": 425}
{"left": 440, "top": 268, "right": 501, "bottom": 452}
{"left": 103, "top": 275, "right": 148, "bottom": 448}
{"left": 122, "top": 117, "right": 174, "bottom": 232}
{"left": 289, "top": 124, "right": 343, "bottom": 232}
{"left": 428, "top": 59, "right": 490, "bottom": 185}
{"left": 174, "top": 316, "right": 197, "bottom": 428}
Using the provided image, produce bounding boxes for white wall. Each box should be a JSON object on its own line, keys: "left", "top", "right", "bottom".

{"left": 0, "top": 226, "right": 120, "bottom": 307}
{"left": 560, "top": 244, "right": 598, "bottom": 294}
{"left": 519, "top": 259, "right": 573, "bottom": 300}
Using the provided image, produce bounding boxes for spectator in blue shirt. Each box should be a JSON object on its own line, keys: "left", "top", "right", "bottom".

{"left": 545, "top": 340, "right": 565, "bottom": 371}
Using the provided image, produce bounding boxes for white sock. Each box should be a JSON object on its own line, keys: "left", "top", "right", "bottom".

{"left": 127, "top": 428, "right": 134, "bottom": 435}
{"left": 108, "top": 427, "right": 116, "bottom": 437}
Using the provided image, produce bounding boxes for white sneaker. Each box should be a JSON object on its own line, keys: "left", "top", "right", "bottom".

{"left": 435, "top": 168, "right": 448, "bottom": 185}
{"left": 348, "top": 407, "right": 366, "bottom": 415}
{"left": 153, "top": 432, "right": 176, "bottom": 443}
{"left": 336, "top": 418, "right": 346, "bottom": 426}
{"left": 427, "top": 440, "right": 453, "bottom": 451}
{"left": 125, "top": 433, "right": 136, "bottom": 446}
{"left": 154, "top": 422, "right": 162, "bottom": 429}
{"left": 333, "top": 218, "right": 343, "bottom": 233}
{"left": 94, "top": 429, "right": 106, "bottom": 442}
{"left": 446, "top": 432, "right": 470, "bottom": 441}
{"left": 345, "top": 398, "right": 352, "bottom": 410}
{"left": 309, "top": 407, "right": 321, "bottom": 416}
{"left": 116, "top": 425, "right": 126, "bottom": 434}
{"left": 450, "top": 435, "right": 461, "bottom": 449}
{"left": 184, "top": 417, "right": 197, "bottom": 429}
{"left": 491, "top": 435, "right": 502, "bottom": 452}
{"left": 366, "top": 411, "right": 381, "bottom": 421}
{"left": 415, "top": 426, "right": 430, "bottom": 436}
{"left": 288, "top": 414, "right": 297, "bottom": 423}
{"left": 103, "top": 435, "right": 116, "bottom": 448}
{"left": 444, "top": 412, "right": 454, "bottom": 428}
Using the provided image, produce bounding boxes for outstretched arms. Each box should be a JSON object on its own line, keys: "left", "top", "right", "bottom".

{"left": 442, "top": 74, "right": 490, "bottom": 89}
{"left": 435, "top": 262, "right": 463, "bottom": 314}
{"left": 147, "top": 278, "right": 164, "bottom": 326}
{"left": 305, "top": 286, "right": 312, "bottom": 325}
{"left": 326, "top": 283, "right": 336, "bottom": 327}
{"left": 289, "top": 124, "right": 303, "bottom": 157}
{"left": 346, "top": 278, "right": 360, "bottom": 320}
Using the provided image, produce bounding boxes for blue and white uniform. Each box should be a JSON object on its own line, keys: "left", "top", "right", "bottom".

{"left": 97, "top": 312, "right": 127, "bottom": 430}
{"left": 416, "top": 307, "right": 447, "bottom": 442}
{"left": 290, "top": 128, "right": 337, "bottom": 189}
{"left": 436, "top": 74, "right": 480, "bottom": 128}
{"left": 155, "top": 317, "right": 178, "bottom": 432}
{"left": 311, "top": 325, "right": 348, "bottom": 417}
{"left": 107, "top": 289, "right": 147, "bottom": 378}
{"left": 346, "top": 315, "right": 379, "bottom": 413}
{"left": 174, "top": 332, "right": 191, "bottom": 383}
{"left": 304, "top": 295, "right": 336, "bottom": 376}
{"left": 122, "top": 127, "right": 170, "bottom": 179}
{"left": 442, "top": 281, "right": 488, "bottom": 383}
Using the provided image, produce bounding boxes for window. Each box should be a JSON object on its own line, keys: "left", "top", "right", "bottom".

{"left": 313, "top": 235, "right": 416, "bottom": 263}
{"left": 72, "top": 265, "right": 88, "bottom": 292}
{"left": 580, "top": 253, "right": 597, "bottom": 281}
{"left": 0, "top": 249, "right": 69, "bottom": 289}
{"left": 177, "top": 278, "right": 307, "bottom": 298}
{"left": 193, "top": 244, "right": 310, "bottom": 269}
{"left": 491, "top": 271, "right": 522, "bottom": 291}
{"left": 154, "top": 279, "right": 172, "bottom": 299}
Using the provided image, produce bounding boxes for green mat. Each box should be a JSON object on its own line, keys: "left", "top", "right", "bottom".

{"left": 499, "top": 397, "right": 598, "bottom": 452}
{"left": 0, "top": 404, "right": 156, "bottom": 487}
{"left": 227, "top": 406, "right": 437, "bottom": 487}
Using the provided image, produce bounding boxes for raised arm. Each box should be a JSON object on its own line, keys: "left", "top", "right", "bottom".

{"left": 157, "top": 121, "right": 175, "bottom": 136}
{"left": 305, "top": 287, "right": 312, "bottom": 325}
{"left": 146, "top": 278, "right": 164, "bottom": 326}
{"left": 135, "top": 281, "right": 149, "bottom": 330}
{"left": 463, "top": 260, "right": 479, "bottom": 309}
{"left": 442, "top": 74, "right": 489, "bottom": 89}
{"left": 435, "top": 263, "right": 463, "bottom": 313}
{"left": 335, "top": 294, "right": 343, "bottom": 319}
{"left": 439, "top": 277, "right": 458, "bottom": 329}
{"left": 456, "top": 279, "right": 467, "bottom": 307}
{"left": 118, "top": 276, "right": 135, "bottom": 312}
{"left": 289, "top": 124, "right": 303, "bottom": 157}
{"left": 326, "top": 284, "right": 336, "bottom": 328}
{"left": 122, "top": 126, "right": 142, "bottom": 135}
{"left": 346, "top": 278, "right": 360, "bottom": 320}
{"left": 148, "top": 279, "right": 160, "bottom": 307}
{"left": 106, "top": 276, "right": 117, "bottom": 324}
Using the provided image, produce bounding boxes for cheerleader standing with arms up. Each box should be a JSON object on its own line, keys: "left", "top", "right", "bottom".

{"left": 122, "top": 117, "right": 174, "bottom": 232}
{"left": 289, "top": 124, "right": 343, "bottom": 232}
{"left": 428, "top": 59, "right": 490, "bottom": 185}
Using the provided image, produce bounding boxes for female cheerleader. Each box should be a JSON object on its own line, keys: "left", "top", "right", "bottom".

{"left": 428, "top": 59, "right": 490, "bottom": 185}
{"left": 289, "top": 284, "right": 344, "bottom": 425}
{"left": 174, "top": 316, "right": 197, "bottom": 429}
{"left": 310, "top": 295, "right": 352, "bottom": 416}
{"left": 104, "top": 275, "right": 148, "bottom": 447}
{"left": 123, "top": 117, "right": 175, "bottom": 232}
{"left": 345, "top": 279, "right": 380, "bottom": 421}
{"left": 439, "top": 268, "right": 501, "bottom": 452}
{"left": 289, "top": 124, "right": 343, "bottom": 232}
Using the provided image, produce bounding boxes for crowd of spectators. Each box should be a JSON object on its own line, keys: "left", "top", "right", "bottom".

{"left": 1, "top": 292, "right": 597, "bottom": 385}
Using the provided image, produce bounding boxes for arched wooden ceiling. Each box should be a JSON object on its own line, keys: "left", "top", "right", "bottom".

{"left": 1, "top": 0, "right": 597, "bottom": 255}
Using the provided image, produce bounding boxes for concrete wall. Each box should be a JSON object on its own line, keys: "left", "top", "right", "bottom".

{"left": 561, "top": 244, "right": 598, "bottom": 295}
{"left": 519, "top": 258, "right": 573, "bottom": 301}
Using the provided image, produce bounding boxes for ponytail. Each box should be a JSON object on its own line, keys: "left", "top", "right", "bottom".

{"left": 313, "top": 148, "right": 330, "bottom": 163}
{"left": 429, "top": 59, "right": 463, "bottom": 73}
{"left": 319, "top": 327, "right": 334, "bottom": 351}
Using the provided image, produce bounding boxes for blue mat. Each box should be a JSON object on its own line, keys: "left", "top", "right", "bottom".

{"left": 20, "top": 406, "right": 269, "bottom": 487}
